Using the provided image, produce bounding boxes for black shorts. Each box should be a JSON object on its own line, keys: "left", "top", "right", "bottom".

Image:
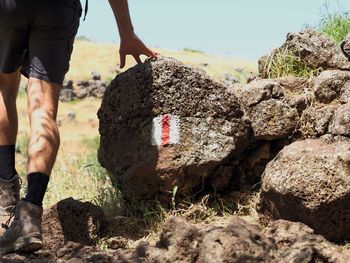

{"left": 0, "top": 0, "right": 82, "bottom": 85}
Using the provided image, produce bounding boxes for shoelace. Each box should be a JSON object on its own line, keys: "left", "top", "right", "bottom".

{"left": 1, "top": 175, "right": 22, "bottom": 230}
{"left": 2, "top": 208, "right": 15, "bottom": 230}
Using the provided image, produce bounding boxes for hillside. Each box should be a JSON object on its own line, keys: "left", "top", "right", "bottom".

{"left": 66, "top": 40, "right": 257, "bottom": 82}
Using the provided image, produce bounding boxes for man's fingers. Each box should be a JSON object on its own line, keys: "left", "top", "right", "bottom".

{"left": 119, "top": 52, "right": 126, "bottom": 68}
{"left": 133, "top": 54, "right": 142, "bottom": 64}
{"left": 146, "top": 48, "right": 158, "bottom": 58}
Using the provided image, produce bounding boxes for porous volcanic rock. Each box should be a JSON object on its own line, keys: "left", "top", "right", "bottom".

{"left": 258, "top": 139, "right": 350, "bottom": 242}
{"left": 341, "top": 33, "right": 350, "bottom": 60}
{"left": 277, "top": 76, "right": 311, "bottom": 113}
{"left": 196, "top": 217, "right": 278, "bottom": 262}
{"left": 234, "top": 79, "right": 299, "bottom": 140}
{"left": 98, "top": 57, "right": 250, "bottom": 203}
{"left": 42, "top": 198, "right": 108, "bottom": 251}
{"left": 313, "top": 70, "right": 350, "bottom": 104}
{"left": 329, "top": 102, "right": 350, "bottom": 136}
{"left": 259, "top": 29, "right": 350, "bottom": 78}
{"left": 298, "top": 105, "right": 336, "bottom": 138}
{"left": 263, "top": 220, "right": 348, "bottom": 263}
{"left": 133, "top": 216, "right": 279, "bottom": 263}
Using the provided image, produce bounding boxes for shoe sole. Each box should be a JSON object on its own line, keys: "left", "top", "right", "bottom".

{"left": 0, "top": 234, "right": 43, "bottom": 255}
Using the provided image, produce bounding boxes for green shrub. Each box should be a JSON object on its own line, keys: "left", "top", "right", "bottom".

{"left": 264, "top": 48, "right": 321, "bottom": 79}
{"left": 319, "top": 3, "right": 350, "bottom": 43}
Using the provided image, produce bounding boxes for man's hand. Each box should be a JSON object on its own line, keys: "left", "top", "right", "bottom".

{"left": 119, "top": 33, "right": 158, "bottom": 68}
{"left": 108, "top": 0, "right": 158, "bottom": 68}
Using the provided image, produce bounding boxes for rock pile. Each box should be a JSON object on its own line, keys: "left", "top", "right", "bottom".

{"left": 254, "top": 29, "right": 350, "bottom": 242}
{"left": 259, "top": 29, "right": 350, "bottom": 78}
{"left": 4, "top": 213, "right": 349, "bottom": 262}
{"left": 130, "top": 217, "right": 348, "bottom": 263}
{"left": 60, "top": 71, "right": 107, "bottom": 102}
{"left": 98, "top": 53, "right": 350, "bottom": 203}
{"left": 99, "top": 27, "right": 350, "bottom": 249}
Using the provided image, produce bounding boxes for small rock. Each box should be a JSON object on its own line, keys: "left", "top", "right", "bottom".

{"left": 76, "top": 80, "right": 90, "bottom": 87}
{"left": 67, "top": 112, "right": 76, "bottom": 121}
{"left": 42, "top": 198, "right": 108, "bottom": 251}
{"left": 298, "top": 105, "right": 336, "bottom": 138}
{"left": 106, "top": 237, "right": 128, "bottom": 250}
{"left": 60, "top": 89, "right": 76, "bottom": 102}
{"left": 341, "top": 33, "right": 350, "bottom": 60}
{"left": 329, "top": 102, "right": 350, "bottom": 136}
{"left": 91, "top": 71, "right": 101, "bottom": 81}
{"left": 62, "top": 79, "right": 74, "bottom": 90}
{"left": 313, "top": 70, "right": 350, "bottom": 104}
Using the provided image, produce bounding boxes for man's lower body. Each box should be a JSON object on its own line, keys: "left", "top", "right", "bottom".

{"left": 0, "top": 0, "right": 81, "bottom": 254}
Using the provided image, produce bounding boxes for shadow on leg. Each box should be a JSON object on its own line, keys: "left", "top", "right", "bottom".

{"left": 27, "top": 77, "right": 61, "bottom": 176}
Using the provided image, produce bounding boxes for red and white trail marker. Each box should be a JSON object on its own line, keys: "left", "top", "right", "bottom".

{"left": 152, "top": 114, "right": 180, "bottom": 146}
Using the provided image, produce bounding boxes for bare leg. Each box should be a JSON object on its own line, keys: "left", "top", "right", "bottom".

{"left": 27, "top": 78, "right": 61, "bottom": 176}
{"left": 0, "top": 69, "right": 21, "bottom": 145}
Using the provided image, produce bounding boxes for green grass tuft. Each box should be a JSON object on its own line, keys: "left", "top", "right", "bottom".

{"left": 264, "top": 48, "right": 321, "bottom": 79}
{"left": 318, "top": 2, "right": 350, "bottom": 43}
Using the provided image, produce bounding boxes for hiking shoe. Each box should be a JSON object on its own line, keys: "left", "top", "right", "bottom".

{"left": 0, "top": 200, "right": 43, "bottom": 254}
{"left": 0, "top": 175, "right": 20, "bottom": 216}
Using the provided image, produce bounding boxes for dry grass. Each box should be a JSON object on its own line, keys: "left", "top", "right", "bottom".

{"left": 264, "top": 48, "right": 321, "bottom": 79}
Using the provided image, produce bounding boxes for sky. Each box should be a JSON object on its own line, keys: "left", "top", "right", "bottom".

{"left": 77, "top": 0, "right": 350, "bottom": 61}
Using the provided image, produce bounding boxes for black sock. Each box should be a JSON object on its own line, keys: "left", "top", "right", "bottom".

{"left": 24, "top": 172, "right": 49, "bottom": 206}
{"left": 0, "top": 145, "right": 17, "bottom": 181}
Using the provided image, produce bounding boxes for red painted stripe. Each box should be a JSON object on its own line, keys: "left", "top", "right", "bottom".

{"left": 161, "top": 114, "right": 170, "bottom": 145}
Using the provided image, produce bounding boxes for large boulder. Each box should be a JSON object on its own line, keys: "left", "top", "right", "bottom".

{"left": 259, "top": 29, "right": 350, "bottom": 78}
{"left": 234, "top": 79, "right": 300, "bottom": 140}
{"left": 258, "top": 139, "right": 350, "bottom": 241}
{"left": 98, "top": 57, "right": 250, "bottom": 203}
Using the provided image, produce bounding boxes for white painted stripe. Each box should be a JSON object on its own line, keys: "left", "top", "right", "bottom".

{"left": 152, "top": 116, "right": 163, "bottom": 146}
{"left": 151, "top": 114, "right": 181, "bottom": 146}
{"left": 169, "top": 115, "right": 180, "bottom": 144}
